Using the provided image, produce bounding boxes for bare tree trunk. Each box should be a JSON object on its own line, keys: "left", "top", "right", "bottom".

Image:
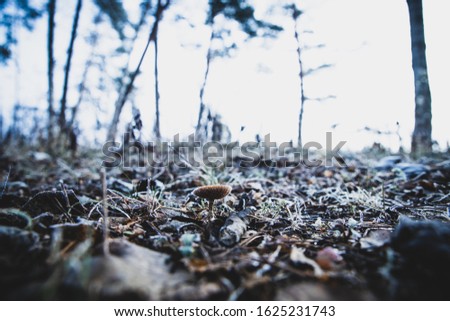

{"left": 407, "top": 0, "right": 432, "bottom": 155}
{"left": 107, "top": 0, "right": 170, "bottom": 142}
{"left": 59, "top": 0, "right": 82, "bottom": 135}
{"left": 66, "top": 16, "right": 101, "bottom": 134}
{"left": 68, "top": 59, "right": 92, "bottom": 130}
{"left": 195, "top": 29, "right": 214, "bottom": 139}
{"left": 47, "top": 0, "right": 56, "bottom": 149}
{"left": 153, "top": 33, "right": 161, "bottom": 140}
{"left": 292, "top": 5, "right": 305, "bottom": 148}
{"left": 0, "top": 112, "right": 3, "bottom": 143}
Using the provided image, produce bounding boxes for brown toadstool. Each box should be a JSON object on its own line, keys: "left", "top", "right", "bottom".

{"left": 193, "top": 185, "right": 232, "bottom": 215}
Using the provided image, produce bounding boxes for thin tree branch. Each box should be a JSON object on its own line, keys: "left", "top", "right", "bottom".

{"left": 196, "top": 28, "right": 215, "bottom": 138}
{"left": 305, "top": 94, "right": 336, "bottom": 102}
{"left": 47, "top": 0, "right": 56, "bottom": 149}
{"left": 59, "top": 0, "right": 82, "bottom": 133}
{"left": 303, "top": 63, "right": 333, "bottom": 77}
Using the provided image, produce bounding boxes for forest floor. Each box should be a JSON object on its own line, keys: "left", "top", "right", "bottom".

{"left": 0, "top": 147, "right": 450, "bottom": 300}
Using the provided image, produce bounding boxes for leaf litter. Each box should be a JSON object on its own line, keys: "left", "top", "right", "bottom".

{"left": 0, "top": 151, "right": 450, "bottom": 300}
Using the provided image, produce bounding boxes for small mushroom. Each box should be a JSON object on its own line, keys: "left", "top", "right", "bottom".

{"left": 193, "top": 185, "right": 232, "bottom": 217}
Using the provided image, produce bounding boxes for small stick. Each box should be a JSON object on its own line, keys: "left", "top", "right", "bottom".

{"left": 100, "top": 168, "right": 109, "bottom": 256}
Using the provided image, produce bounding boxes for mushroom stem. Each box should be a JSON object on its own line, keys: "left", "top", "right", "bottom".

{"left": 208, "top": 199, "right": 216, "bottom": 220}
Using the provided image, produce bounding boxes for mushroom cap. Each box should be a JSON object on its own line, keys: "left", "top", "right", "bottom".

{"left": 193, "top": 185, "right": 232, "bottom": 200}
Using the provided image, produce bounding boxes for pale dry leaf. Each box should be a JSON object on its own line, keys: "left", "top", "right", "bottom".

{"left": 290, "top": 247, "right": 324, "bottom": 277}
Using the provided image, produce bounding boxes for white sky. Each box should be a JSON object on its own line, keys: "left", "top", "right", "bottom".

{"left": 0, "top": 0, "right": 449, "bottom": 151}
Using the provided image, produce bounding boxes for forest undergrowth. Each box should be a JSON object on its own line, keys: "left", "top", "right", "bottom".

{"left": 0, "top": 146, "right": 449, "bottom": 300}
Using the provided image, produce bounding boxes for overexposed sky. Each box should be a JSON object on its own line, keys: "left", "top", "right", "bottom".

{"left": 0, "top": 0, "right": 449, "bottom": 151}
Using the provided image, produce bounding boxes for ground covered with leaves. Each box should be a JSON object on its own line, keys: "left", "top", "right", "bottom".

{"left": 1, "top": 149, "right": 450, "bottom": 300}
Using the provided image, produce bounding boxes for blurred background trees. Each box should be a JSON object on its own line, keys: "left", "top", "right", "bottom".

{"left": 0, "top": 0, "right": 445, "bottom": 156}
{"left": 0, "top": 0, "right": 41, "bottom": 63}
{"left": 194, "top": 0, "right": 282, "bottom": 140}
{"left": 285, "top": 3, "right": 334, "bottom": 148}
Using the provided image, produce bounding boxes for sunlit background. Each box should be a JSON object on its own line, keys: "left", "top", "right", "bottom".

{"left": 0, "top": 0, "right": 449, "bottom": 151}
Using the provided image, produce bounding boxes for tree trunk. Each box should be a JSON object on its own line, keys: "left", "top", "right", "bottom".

{"left": 68, "top": 58, "right": 92, "bottom": 131}
{"left": 407, "top": 0, "right": 432, "bottom": 155}
{"left": 0, "top": 109, "right": 3, "bottom": 143}
{"left": 47, "top": 0, "right": 56, "bottom": 149}
{"left": 292, "top": 6, "right": 305, "bottom": 148}
{"left": 106, "top": 0, "right": 170, "bottom": 142}
{"left": 153, "top": 25, "right": 161, "bottom": 141}
{"left": 195, "top": 28, "right": 214, "bottom": 139}
{"left": 59, "top": 0, "right": 82, "bottom": 134}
